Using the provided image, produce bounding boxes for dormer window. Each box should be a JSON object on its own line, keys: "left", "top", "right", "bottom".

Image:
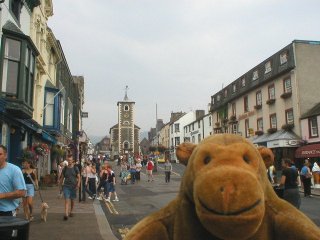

{"left": 224, "top": 89, "right": 228, "bottom": 97}
{"left": 217, "top": 95, "right": 221, "bottom": 102}
{"left": 280, "top": 51, "right": 288, "bottom": 65}
{"left": 241, "top": 78, "right": 246, "bottom": 87}
{"left": 265, "top": 61, "right": 272, "bottom": 74}
{"left": 232, "top": 83, "right": 237, "bottom": 93}
{"left": 252, "top": 70, "right": 259, "bottom": 81}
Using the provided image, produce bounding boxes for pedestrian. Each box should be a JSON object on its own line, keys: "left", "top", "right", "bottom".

{"left": 146, "top": 158, "right": 154, "bottom": 182}
{"left": 300, "top": 159, "right": 312, "bottom": 197}
{"left": 59, "top": 153, "right": 80, "bottom": 220}
{"left": 129, "top": 162, "right": 137, "bottom": 184}
{"left": 87, "top": 163, "right": 97, "bottom": 199}
{"left": 106, "top": 165, "right": 119, "bottom": 202}
{"left": 164, "top": 159, "right": 172, "bottom": 183}
{"left": 21, "top": 159, "right": 38, "bottom": 221}
{"left": 279, "top": 158, "right": 301, "bottom": 209}
{"left": 312, "top": 159, "right": 320, "bottom": 188}
{"left": 96, "top": 163, "right": 108, "bottom": 200}
{"left": 135, "top": 158, "right": 142, "bottom": 181}
{"left": 0, "top": 145, "right": 26, "bottom": 238}
{"left": 81, "top": 162, "right": 95, "bottom": 201}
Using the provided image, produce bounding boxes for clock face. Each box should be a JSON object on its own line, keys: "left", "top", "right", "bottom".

{"left": 124, "top": 113, "right": 129, "bottom": 118}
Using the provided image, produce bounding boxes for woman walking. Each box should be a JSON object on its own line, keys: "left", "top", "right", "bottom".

{"left": 164, "top": 159, "right": 172, "bottom": 183}
{"left": 22, "top": 159, "right": 38, "bottom": 221}
{"left": 106, "top": 165, "right": 119, "bottom": 202}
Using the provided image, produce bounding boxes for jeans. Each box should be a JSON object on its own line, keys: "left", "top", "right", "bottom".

{"left": 165, "top": 171, "right": 171, "bottom": 182}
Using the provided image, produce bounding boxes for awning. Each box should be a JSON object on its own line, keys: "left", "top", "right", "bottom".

{"left": 42, "top": 130, "right": 57, "bottom": 144}
{"left": 295, "top": 143, "right": 320, "bottom": 158}
{"left": 251, "top": 130, "right": 301, "bottom": 148}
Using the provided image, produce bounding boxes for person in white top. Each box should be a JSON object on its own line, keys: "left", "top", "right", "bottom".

{"left": 312, "top": 160, "right": 320, "bottom": 188}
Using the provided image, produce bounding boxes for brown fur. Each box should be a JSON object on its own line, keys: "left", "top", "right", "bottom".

{"left": 40, "top": 202, "right": 49, "bottom": 222}
{"left": 125, "top": 134, "right": 320, "bottom": 240}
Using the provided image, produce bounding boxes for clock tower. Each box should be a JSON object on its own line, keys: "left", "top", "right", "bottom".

{"left": 110, "top": 86, "right": 140, "bottom": 157}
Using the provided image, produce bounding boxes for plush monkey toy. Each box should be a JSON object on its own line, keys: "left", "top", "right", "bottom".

{"left": 125, "top": 134, "right": 320, "bottom": 240}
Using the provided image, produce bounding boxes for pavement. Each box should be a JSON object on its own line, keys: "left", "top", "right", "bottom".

{"left": 17, "top": 184, "right": 118, "bottom": 240}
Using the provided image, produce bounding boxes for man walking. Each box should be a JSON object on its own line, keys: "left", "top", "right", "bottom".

{"left": 0, "top": 145, "right": 26, "bottom": 237}
{"left": 59, "top": 153, "right": 80, "bottom": 220}
{"left": 164, "top": 159, "right": 172, "bottom": 183}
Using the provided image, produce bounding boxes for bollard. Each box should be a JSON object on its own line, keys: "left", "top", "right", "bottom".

{"left": 0, "top": 216, "right": 29, "bottom": 240}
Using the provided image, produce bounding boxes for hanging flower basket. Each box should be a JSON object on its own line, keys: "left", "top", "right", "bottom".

{"left": 32, "top": 143, "right": 49, "bottom": 156}
{"left": 21, "top": 148, "right": 36, "bottom": 161}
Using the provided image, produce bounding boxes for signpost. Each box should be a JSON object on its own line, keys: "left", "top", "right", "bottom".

{"left": 81, "top": 112, "right": 88, "bottom": 118}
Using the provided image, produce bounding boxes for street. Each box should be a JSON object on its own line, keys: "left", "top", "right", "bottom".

{"left": 101, "top": 162, "right": 320, "bottom": 239}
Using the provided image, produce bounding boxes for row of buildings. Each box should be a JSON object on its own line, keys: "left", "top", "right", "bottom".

{"left": 148, "top": 40, "right": 320, "bottom": 168}
{"left": 0, "top": 1, "right": 87, "bottom": 178}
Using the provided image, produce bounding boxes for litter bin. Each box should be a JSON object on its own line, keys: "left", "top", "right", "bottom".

{"left": 0, "top": 216, "right": 29, "bottom": 240}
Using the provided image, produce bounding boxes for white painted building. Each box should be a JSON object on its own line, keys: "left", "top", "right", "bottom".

{"left": 184, "top": 113, "right": 212, "bottom": 144}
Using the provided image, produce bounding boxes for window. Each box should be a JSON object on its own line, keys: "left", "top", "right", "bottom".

{"left": 265, "top": 61, "right": 272, "bottom": 74}
{"left": 241, "top": 78, "right": 246, "bottom": 87}
{"left": 123, "top": 141, "right": 129, "bottom": 149}
{"left": 44, "top": 91, "right": 54, "bottom": 126}
{"left": 231, "top": 102, "right": 236, "bottom": 116}
{"left": 171, "top": 125, "right": 173, "bottom": 134}
{"left": 232, "top": 83, "right": 237, "bottom": 93}
{"left": 309, "top": 117, "right": 318, "bottom": 137}
{"left": 184, "top": 137, "right": 190, "bottom": 142}
{"left": 252, "top": 70, "right": 259, "bottom": 81}
{"left": 280, "top": 51, "right": 288, "bottom": 65}
{"left": 217, "top": 94, "right": 221, "bottom": 102}
{"left": 244, "top": 96, "right": 249, "bottom": 112}
{"left": 185, "top": 127, "right": 187, "bottom": 133}
{"left": 283, "top": 77, "right": 292, "bottom": 93}
{"left": 212, "top": 96, "right": 215, "bottom": 104}
{"left": 257, "top": 118, "right": 263, "bottom": 131}
{"left": 192, "top": 123, "right": 194, "bottom": 131}
{"left": 174, "top": 123, "right": 180, "bottom": 133}
{"left": 24, "top": 48, "right": 35, "bottom": 105}
{"left": 270, "top": 114, "right": 277, "bottom": 129}
{"left": 256, "top": 91, "right": 262, "bottom": 106}
{"left": 60, "top": 96, "right": 65, "bottom": 126}
{"left": 198, "top": 121, "right": 201, "bottom": 128}
{"left": 123, "top": 121, "right": 129, "bottom": 126}
{"left": 232, "top": 124, "right": 237, "bottom": 134}
{"left": 124, "top": 105, "right": 129, "bottom": 111}
{"left": 198, "top": 134, "right": 201, "bottom": 143}
{"left": 245, "top": 119, "right": 249, "bottom": 138}
{"left": 2, "top": 38, "right": 21, "bottom": 96}
{"left": 192, "top": 136, "right": 195, "bottom": 143}
{"left": 67, "top": 99, "right": 73, "bottom": 132}
{"left": 209, "top": 116, "right": 212, "bottom": 126}
{"left": 224, "top": 89, "right": 228, "bottom": 97}
{"left": 174, "top": 137, "right": 180, "bottom": 146}
{"left": 268, "top": 84, "right": 275, "bottom": 99}
{"left": 285, "top": 109, "right": 294, "bottom": 124}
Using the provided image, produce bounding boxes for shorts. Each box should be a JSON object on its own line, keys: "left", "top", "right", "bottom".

{"left": 147, "top": 170, "right": 153, "bottom": 175}
{"left": 63, "top": 186, "right": 77, "bottom": 199}
{"left": 107, "top": 182, "right": 115, "bottom": 193}
{"left": 25, "top": 184, "right": 35, "bottom": 197}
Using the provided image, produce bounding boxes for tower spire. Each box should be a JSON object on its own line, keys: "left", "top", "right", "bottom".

{"left": 124, "top": 85, "right": 129, "bottom": 101}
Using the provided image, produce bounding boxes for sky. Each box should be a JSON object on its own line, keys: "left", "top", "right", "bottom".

{"left": 48, "top": 0, "right": 320, "bottom": 140}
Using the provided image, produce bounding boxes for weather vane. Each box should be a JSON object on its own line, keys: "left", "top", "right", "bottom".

{"left": 124, "top": 85, "right": 129, "bottom": 101}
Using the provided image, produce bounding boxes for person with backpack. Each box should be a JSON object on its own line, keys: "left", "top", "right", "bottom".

{"left": 59, "top": 153, "right": 80, "bottom": 220}
{"left": 146, "top": 158, "right": 154, "bottom": 182}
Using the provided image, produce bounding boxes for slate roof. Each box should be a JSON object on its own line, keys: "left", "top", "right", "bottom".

{"left": 300, "top": 103, "right": 320, "bottom": 119}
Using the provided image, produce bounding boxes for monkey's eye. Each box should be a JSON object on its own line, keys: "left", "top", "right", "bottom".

{"left": 243, "top": 155, "right": 250, "bottom": 164}
{"left": 204, "top": 156, "right": 211, "bottom": 165}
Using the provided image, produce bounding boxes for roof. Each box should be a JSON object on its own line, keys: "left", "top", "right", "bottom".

{"left": 300, "top": 102, "right": 320, "bottom": 119}
{"left": 252, "top": 130, "right": 300, "bottom": 144}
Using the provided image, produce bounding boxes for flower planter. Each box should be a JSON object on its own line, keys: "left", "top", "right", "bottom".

{"left": 267, "top": 128, "right": 277, "bottom": 134}
{"left": 266, "top": 99, "right": 276, "bottom": 105}
{"left": 255, "top": 130, "right": 264, "bottom": 136}
{"left": 280, "top": 92, "right": 292, "bottom": 99}
{"left": 254, "top": 105, "right": 262, "bottom": 110}
{"left": 282, "top": 123, "right": 294, "bottom": 131}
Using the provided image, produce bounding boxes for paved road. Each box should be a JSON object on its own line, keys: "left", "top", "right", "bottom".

{"left": 101, "top": 162, "right": 320, "bottom": 239}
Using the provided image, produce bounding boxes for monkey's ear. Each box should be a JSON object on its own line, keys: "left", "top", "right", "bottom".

{"left": 257, "top": 146, "right": 274, "bottom": 164}
{"left": 176, "top": 143, "right": 197, "bottom": 166}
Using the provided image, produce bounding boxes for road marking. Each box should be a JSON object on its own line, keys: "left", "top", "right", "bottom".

{"left": 103, "top": 198, "right": 119, "bottom": 215}
{"left": 157, "top": 166, "right": 181, "bottom": 176}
